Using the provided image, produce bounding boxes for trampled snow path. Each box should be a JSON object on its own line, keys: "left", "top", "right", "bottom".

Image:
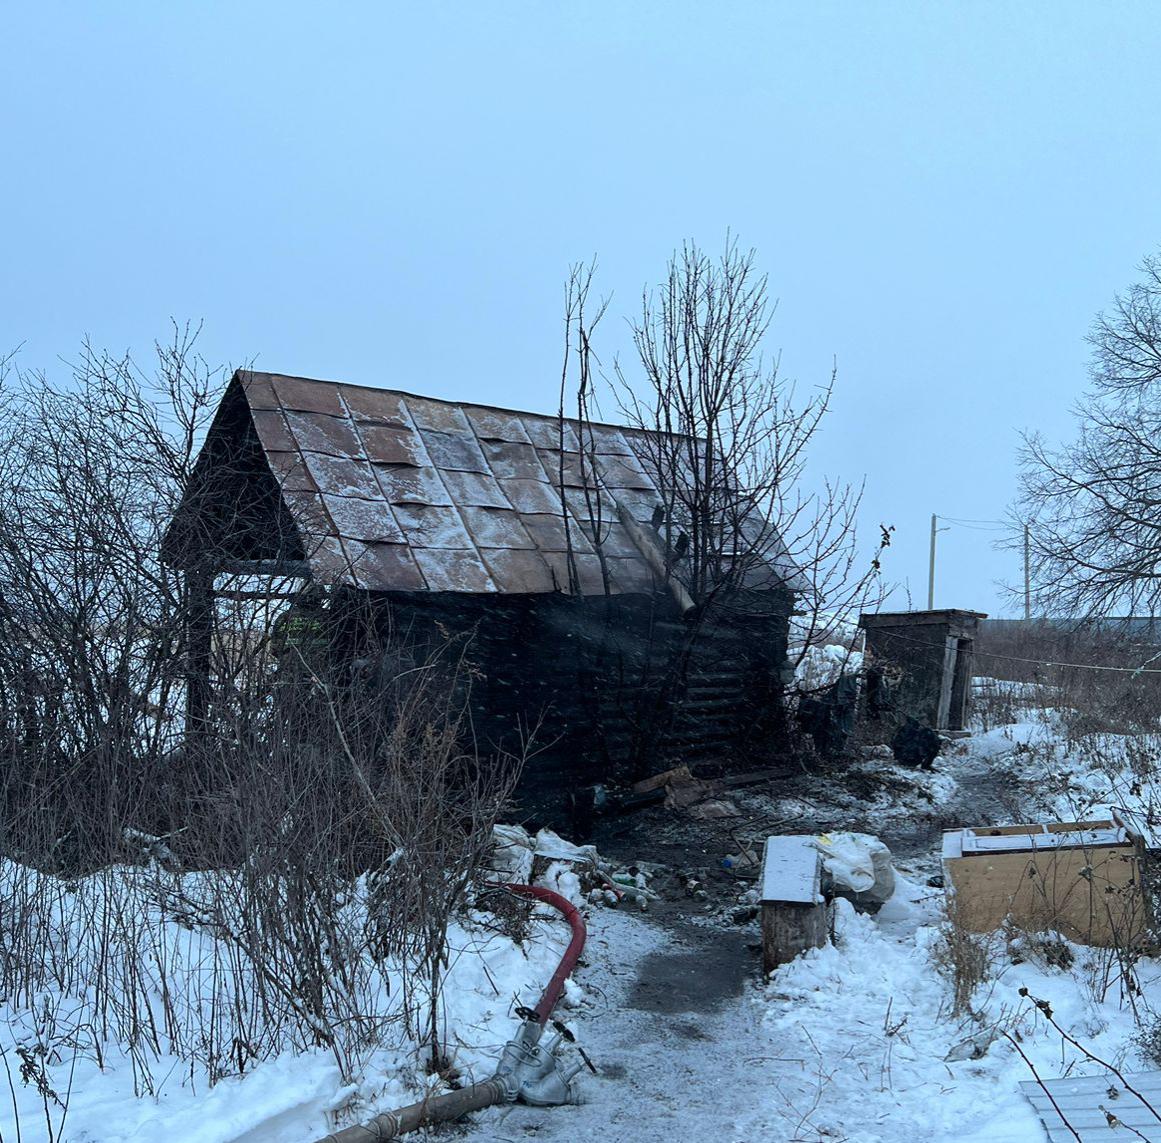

{"left": 469, "top": 906, "right": 777, "bottom": 1142}
{"left": 467, "top": 875, "right": 1160, "bottom": 1143}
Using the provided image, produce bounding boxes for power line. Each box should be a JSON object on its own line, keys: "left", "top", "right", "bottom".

{"left": 869, "top": 624, "right": 1161, "bottom": 675}
{"left": 939, "top": 516, "right": 1007, "bottom": 531}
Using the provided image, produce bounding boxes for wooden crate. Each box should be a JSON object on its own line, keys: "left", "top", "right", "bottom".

{"left": 942, "top": 820, "right": 1150, "bottom": 946}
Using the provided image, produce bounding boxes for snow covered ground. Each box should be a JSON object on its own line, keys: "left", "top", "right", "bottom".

{"left": 460, "top": 681, "right": 1161, "bottom": 1142}
{"left": 8, "top": 676, "right": 1161, "bottom": 1141}
{"left": 0, "top": 882, "right": 574, "bottom": 1142}
{"left": 468, "top": 875, "right": 1161, "bottom": 1142}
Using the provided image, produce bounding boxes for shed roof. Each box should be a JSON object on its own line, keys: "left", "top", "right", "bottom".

{"left": 167, "top": 371, "right": 800, "bottom": 596}
{"left": 859, "top": 609, "right": 988, "bottom": 629}
{"left": 1020, "top": 1070, "right": 1161, "bottom": 1140}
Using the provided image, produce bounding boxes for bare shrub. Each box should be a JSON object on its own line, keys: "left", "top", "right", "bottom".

{"left": 0, "top": 332, "right": 523, "bottom": 1097}
{"left": 974, "top": 620, "right": 1161, "bottom": 741}
{"left": 932, "top": 898, "right": 998, "bottom": 1017}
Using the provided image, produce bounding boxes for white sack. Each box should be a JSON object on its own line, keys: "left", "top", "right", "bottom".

{"left": 815, "top": 832, "right": 895, "bottom": 903}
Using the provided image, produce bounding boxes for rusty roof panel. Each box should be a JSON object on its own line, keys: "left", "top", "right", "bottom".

{"left": 241, "top": 372, "right": 280, "bottom": 410}
{"left": 265, "top": 451, "right": 319, "bottom": 492}
{"left": 250, "top": 408, "right": 296, "bottom": 452}
{"left": 596, "top": 453, "right": 656, "bottom": 491}
{"left": 341, "top": 540, "right": 426, "bottom": 591}
{"left": 307, "top": 536, "right": 355, "bottom": 584}
{"left": 460, "top": 507, "right": 536, "bottom": 550}
{"left": 583, "top": 522, "right": 643, "bottom": 560}
{"left": 272, "top": 374, "right": 346, "bottom": 416}
{"left": 284, "top": 410, "right": 364, "bottom": 457}
{"left": 604, "top": 487, "right": 663, "bottom": 523}
{"left": 373, "top": 464, "right": 453, "bottom": 506}
{"left": 403, "top": 396, "right": 473, "bottom": 434}
{"left": 301, "top": 453, "right": 382, "bottom": 499}
{"left": 321, "top": 494, "right": 405, "bottom": 544}
{"left": 224, "top": 371, "right": 798, "bottom": 595}
{"left": 464, "top": 405, "right": 533, "bottom": 442}
{"left": 414, "top": 547, "right": 497, "bottom": 592}
{"left": 479, "top": 439, "right": 544, "bottom": 480}
{"left": 606, "top": 556, "right": 657, "bottom": 594}
{"left": 440, "top": 469, "right": 512, "bottom": 509}
{"left": 584, "top": 425, "right": 635, "bottom": 456}
{"left": 357, "top": 423, "right": 430, "bottom": 467}
{"left": 279, "top": 490, "right": 332, "bottom": 535}
{"left": 481, "top": 547, "right": 556, "bottom": 592}
{"left": 521, "top": 416, "right": 579, "bottom": 451}
{"left": 339, "top": 386, "right": 410, "bottom": 426}
{"left": 536, "top": 449, "right": 590, "bottom": 489}
{"left": 542, "top": 551, "right": 607, "bottom": 594}
{"left": 392, "top": 503, "right": 475, "bottom": 549}
{"left": 500, "top": 478, "right": 566, "bottom": 515}
{"left": 419, "top": 428, "right": 489, "bottom": 473}
{"left": 519, "top": 513, "right": 594, "bottom": 554}
{"left": 561, "top": 487, "right": 621, "bottom": 525}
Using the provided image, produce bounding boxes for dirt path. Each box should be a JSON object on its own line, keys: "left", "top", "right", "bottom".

{"left": 467, "top": 907, "right": 772, "bottom": 1143}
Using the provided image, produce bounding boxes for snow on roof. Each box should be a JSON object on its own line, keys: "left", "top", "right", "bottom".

{"left": 942, "top": 821, "right": 1127, "bottom": 860}
{"left": 191, "top": 370, "right": 803, "bottom": 595}
{"left": 1021, "top": 1070, "right": 1161, "bottom": 1140}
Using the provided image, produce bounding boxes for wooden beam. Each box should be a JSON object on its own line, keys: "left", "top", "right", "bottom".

{"left": 216, "top": 558, "right": 313, "bottom": 577}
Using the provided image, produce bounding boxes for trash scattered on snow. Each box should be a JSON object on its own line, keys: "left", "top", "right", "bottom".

{"left": 722, "top": 845, "right": 761, "bottom": 873}
{"left": 944, "top": 1026, "right": 997, "bottom": 1062}
{"left": 490, "top": 823, "right": 535, "bottom": 883}
{"left": 488, "top": 824, "right": 659, "bottom": 911}
{"left": 533, "top": 828, "right": 600, "bottom": 866}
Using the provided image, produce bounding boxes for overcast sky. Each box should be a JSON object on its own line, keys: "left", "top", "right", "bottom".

{"left": 4, "top": 3, "right": 1161, "bottom": 615}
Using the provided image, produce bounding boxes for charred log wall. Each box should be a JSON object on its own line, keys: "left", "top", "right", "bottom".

{"left": 359, "top": 590, "right": 791, "bottom": 821}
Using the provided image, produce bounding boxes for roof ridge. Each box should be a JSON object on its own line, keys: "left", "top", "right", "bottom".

{"left": 236, "top": 368, "right": 647, "bottom": 435}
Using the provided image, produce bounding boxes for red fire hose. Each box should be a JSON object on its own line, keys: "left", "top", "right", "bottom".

{"left": 318, "top": 881, "right": 587, "bottom": 1143}
{"left": 500, "top": 882, "right": 587, "bottom": 1024}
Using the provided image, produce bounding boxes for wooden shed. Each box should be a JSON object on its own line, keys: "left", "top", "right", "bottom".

{"left": 162, "top": 371, "right": 802, "bottom": 822}
{"left": 859, "top": 608, "right": 986, "bottom": 735}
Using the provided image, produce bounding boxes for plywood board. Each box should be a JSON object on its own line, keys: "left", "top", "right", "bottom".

{"left": 944, "top": 840, "right": 1148, "bottom": 946}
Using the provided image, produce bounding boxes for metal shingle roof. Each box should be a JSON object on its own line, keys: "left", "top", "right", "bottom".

{"left": 235, "top": 370, "right": 797, "bottom": 595}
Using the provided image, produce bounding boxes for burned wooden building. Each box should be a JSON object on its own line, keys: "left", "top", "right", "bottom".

{"left": 163, "top": 371, "right": 801, "bottom": 818}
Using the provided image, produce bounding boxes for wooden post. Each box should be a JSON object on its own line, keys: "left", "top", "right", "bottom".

{"left": 936, "top": 635, "right": 958, "bottom": 731}
{"left": 185, "top": 564, "right": 214, "bottom": 734}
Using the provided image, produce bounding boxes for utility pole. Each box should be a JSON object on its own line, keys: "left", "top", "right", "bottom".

{"left": 928, "top": 514, "right": 950, "bottom": 610}
{"left": 1024, "top": 523, "right": 1031, "bottom": 621}
{"left": 928, "top": 514, "right": 937, "bottom": 610}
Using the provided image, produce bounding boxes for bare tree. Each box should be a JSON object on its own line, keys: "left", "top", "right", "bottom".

{"left": 615, "top": 238, "right": 888, "bottom": 646}
{"left": 552, "top": 241, "right": 888, "bottom": 772}
{"left": 0, "top": 325, "right": 222, "bottom": 869}
{"left": 1014, "top": 249, "right": 1161, "bottom": 617}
